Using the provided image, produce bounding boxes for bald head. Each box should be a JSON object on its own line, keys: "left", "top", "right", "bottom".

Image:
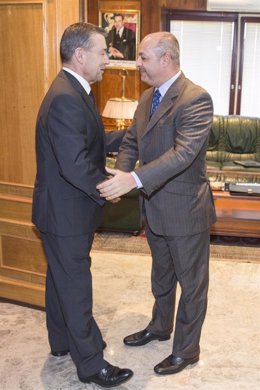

{"left": 136, "top": 31, "right": 180, "bottom": 87}
{"left": 141, "top": 32, "right": 180, "bottom": 67}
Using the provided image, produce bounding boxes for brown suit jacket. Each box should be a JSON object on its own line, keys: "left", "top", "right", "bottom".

{"left": 116, "top": 72, "right": 216, "bottom": 236}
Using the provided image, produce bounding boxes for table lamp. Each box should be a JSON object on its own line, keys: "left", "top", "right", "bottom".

{"left": 102, "top": 70, "right": 138, "bottom": 130}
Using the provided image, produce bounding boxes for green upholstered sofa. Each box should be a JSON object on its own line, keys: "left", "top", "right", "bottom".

{"left": 99, "top": 115, "right": 260, "bottom": 234}
{"left": 206, "top": 115, "right": 260, "bottom": 184}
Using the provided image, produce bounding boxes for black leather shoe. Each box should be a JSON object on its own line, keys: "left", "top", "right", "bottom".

{"left": 123, "top": 329, "right": 170, "bottom": 346}
{"left": 51, "top": 341, "right": 107, "bottom": 357}
{"left": 154, "top": 354, "right": 199, "bottom": 375}
{"left": 79, "top": 363, "right": 133, "bottom": 387}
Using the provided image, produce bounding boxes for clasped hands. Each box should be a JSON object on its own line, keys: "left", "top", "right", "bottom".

{"left": 97, "top": 167, "right": 136, "bottom": 203}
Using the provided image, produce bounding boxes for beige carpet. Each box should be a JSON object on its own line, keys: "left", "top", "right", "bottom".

{"left": 1, "top": 252, "right": 260, "bottom": 390}
{"left": 93, "top": 232, "right": 260, "bottom": 263}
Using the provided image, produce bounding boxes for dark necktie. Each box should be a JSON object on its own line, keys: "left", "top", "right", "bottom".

{"left": 89, "top": 90, "right": 95, "bottom": 104}
{"left": 150, "top": 89, "right": 161, "bottom": 118}
{"left": 89, "top": 90, "right": 98, "bottom": 113}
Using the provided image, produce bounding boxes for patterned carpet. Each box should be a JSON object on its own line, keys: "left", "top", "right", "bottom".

{"left": 93, "top": 232, "right": 260, "bottom": 263}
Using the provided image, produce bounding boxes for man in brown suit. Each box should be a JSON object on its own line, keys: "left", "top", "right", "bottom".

{"left": 97, "top": 31, "right": 216, "bottom": 376}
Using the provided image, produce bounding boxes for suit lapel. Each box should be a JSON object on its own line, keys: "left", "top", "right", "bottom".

{"left": 61, "top": 70, "right": 104, "bottom": 130}
{"left": 142, "top": 73, "right": 186, "bottom": 138}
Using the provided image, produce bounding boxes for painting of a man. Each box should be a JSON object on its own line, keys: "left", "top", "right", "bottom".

{"left": 105, "top": 13, "right": 136, "bottom": 61}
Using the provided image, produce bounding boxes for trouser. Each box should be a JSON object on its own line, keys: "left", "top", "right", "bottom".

{"left": 145, "top": 223, "right": 210, "bottom": 358}
{"left": 41, "top": 232, "right": 105, "bottom": 377}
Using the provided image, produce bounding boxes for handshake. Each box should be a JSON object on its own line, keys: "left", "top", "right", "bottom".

{"left": 96, "top": 167, "right": 137, "bottom": 203}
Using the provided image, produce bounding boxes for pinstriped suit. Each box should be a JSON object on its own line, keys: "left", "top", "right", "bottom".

{"left": 116, "top": 72, "right": 216, "bottom": 358}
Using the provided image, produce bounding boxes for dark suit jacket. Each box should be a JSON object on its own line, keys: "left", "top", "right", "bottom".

{"left": 116, "top": 72, "right": 216, "bottom": 236}
{"left": 32, "top": 70, "right": 123, "bottom": 236}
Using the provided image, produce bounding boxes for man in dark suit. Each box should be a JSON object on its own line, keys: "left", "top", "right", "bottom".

{"left": 32, "top": 23, "right": 133, "bottom": 387}
{"left": 97, "top": 31, "right": 216, "bottom": 376}
{"left": 106, "top": 13, "right": 136, "bottom": 60}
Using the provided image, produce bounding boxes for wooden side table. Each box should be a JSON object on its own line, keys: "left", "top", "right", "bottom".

{"left": 211, "top": 191, "right": 260, "bottom": 237}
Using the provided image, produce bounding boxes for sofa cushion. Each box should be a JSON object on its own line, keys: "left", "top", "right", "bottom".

{"left": 222, "top": 161, "right": 260, "bottom": 172}
{"left": 206, "top": 161, "right": 222, "bottom": 170}
{"left": 206, "top": 115, "right": 260, "bottom": 169}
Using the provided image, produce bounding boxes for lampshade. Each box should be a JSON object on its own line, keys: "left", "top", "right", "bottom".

{"left": 102, "top": 69, "right": 138, "bottom": 130}
{"left": 102, "top": 98, "right": 138, "bottom": 120}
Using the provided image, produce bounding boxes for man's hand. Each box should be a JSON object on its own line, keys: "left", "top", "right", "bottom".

{"left": 109, "top": 47, "right": 124, "bottom": 58}
{"left": 97, "top": 167, "right": 137, "bottom": 200}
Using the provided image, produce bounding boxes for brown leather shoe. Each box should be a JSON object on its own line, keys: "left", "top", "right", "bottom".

{"left": 154, "top": 354, "right": 199, "bottom": 375}
{"left": 78, "top": 363, "right": 133, "bottom": 387}
{"left": 123, "top": 329, "right": 170, "bottom": 346}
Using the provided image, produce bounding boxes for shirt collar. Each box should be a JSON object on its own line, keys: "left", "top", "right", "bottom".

{"left": 63, "top": 67, "right": 91, "bottom": 95}
{"left": 157, "top": 70, "right": 182, "bottom": 98}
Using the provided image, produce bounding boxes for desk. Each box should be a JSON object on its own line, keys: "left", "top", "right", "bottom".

{"left": 211, "top": 191, "right": 260, "bottom": 237}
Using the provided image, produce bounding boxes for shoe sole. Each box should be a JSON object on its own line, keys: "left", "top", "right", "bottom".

{"left": 154, "top": 357, "right": 199, "bottom": 375}
{"left": 79, "top": 372, "right": 133, "bottom": 387}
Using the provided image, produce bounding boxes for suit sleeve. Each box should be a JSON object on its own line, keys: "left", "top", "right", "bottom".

{"left": 115, "top": 116, "right": 139, "bottom": 171}
{"left": 105, "top": 129, "right": 126, "bottom": 152}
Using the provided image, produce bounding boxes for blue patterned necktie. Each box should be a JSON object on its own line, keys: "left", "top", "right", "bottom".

{"left": 150, "top": 89, "right": 161, "bottom": 118}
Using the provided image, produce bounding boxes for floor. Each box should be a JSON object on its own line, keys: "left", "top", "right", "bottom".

{"left": 0, "top": 249, "right": 260, "bottom": 390}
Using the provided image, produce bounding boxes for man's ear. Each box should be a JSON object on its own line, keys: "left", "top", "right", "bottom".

{"left": 74, "top": 47, "right": 86, "bottom": 64}
{"left": 161, "top": 51, "right": 171, "bottom": 66}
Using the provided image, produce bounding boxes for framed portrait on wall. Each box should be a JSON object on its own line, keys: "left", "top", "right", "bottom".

{"left": 99, "top": 10, "right": 140, "bottom": 68}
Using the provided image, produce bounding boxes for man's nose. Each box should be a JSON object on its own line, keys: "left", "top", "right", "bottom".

{"left": 104, "top": 50, "right": 110, "bottom": 64}
{"left": 136, "top": 56, "right": 142, "bottom": 67}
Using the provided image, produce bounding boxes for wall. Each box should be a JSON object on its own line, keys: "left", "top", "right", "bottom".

{"left": 0, "top": 0, "right": 81, "bottom": 306}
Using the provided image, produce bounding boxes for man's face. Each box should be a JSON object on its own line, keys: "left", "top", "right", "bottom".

{"left": 136, "top": 37, "right": 164, "bottom": 87}
{"left": 114, "top": 16, "right": 124, "bottom": 31}
{"left": 82, "top": 34, "right": 109, "bottom": 84}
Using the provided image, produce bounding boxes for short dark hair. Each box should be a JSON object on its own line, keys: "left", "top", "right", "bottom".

{"left": 60, "top": 22, "right": 106, "bottom": 63}
{"left": 113, "top": 13, "right": 124, "bottom": 20}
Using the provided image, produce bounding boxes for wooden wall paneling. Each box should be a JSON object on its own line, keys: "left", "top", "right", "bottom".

{"left": 2, "top": 235, "right": 46, "bottom": 275}
{"left": 0, "top": 0, "right": 81, "bottom": 307}
{"left": 141, "top": 0, "right": 160, "bottom": 37}
{"left": 0, "top": 0, "right": 80, "bottom": 186}
{"left": 100, "top": 68, "right": 140, "bottom": 130}
{"left": 98, "top": 1, "right": 141, "bottom": 13}
{"left": 0, "top": 188, "right": 46, "bottom": 306}
{"left": 0, "top": 1, "right": 46, "bottom": 185}
{"left": 54, "top": 0, "right": 81, "bottom": 73}
{"left": 0, "top": 181, "right": 46, "bottom": 306}
{"left": 159, "top": 0, "right": 206, "bottom": 11}
{"left": 99, "top": 69, "right": 140, "bottom": 112}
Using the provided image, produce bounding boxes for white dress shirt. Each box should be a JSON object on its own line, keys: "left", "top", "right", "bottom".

{"left": 63, "top": 66, "right": 91, "bottom": 95}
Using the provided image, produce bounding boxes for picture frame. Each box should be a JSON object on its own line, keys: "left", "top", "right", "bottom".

{"left": 99, "top": 10, "right": 140, "bottom": 69}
